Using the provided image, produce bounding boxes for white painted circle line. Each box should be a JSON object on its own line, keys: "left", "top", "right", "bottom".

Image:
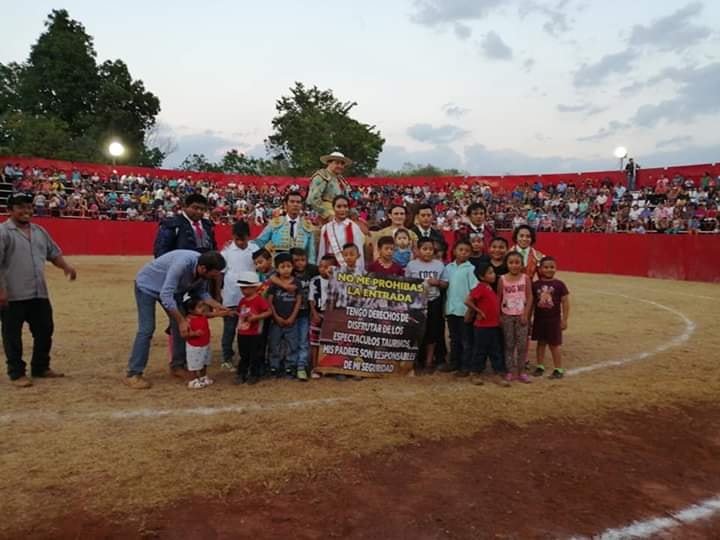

{"left": 0, "top": 290, "right": 697, "bottom": 424}
{"left": 567, "top": 289, "right": 696, "bottom": 376}
{"left": 0, "top": 397, "right": 352, "bottom": 424}
{"left": 568, "top": 495, "right": 720, "bottom": 540}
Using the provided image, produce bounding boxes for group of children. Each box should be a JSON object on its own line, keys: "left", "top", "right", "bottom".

{"left": 182, "top": 219, "right": 570, "bottom": 389}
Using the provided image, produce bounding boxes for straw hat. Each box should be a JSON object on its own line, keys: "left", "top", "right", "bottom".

{"left": 320, "top": 151, "right": 353, "bottom": 166}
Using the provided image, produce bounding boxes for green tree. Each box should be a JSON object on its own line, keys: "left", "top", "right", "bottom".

{"left": 374, "top": 163, "right": 465, "bottom": 177}
{"left": 266, "top": 82, "right": 385, "bottom": 177}
{"left": 179, "top": 153, "right": 224, "bottom": 173}
{"left": 0, "top": 9, "right": 163, "bottom": 165}
{"left": 0, "top": 112, "right": 72, "bottom": 158}
{"left": 89, "top": 59, "right": 161, "bottom": 163}
{"left": 220, "top": 149, "right": 286, "bottom": 176}
{"left": 16, "top": 9, "right": 100, "bottom": 134}
{"left": 220, "top": 149, "right": 263, "bottom": 175}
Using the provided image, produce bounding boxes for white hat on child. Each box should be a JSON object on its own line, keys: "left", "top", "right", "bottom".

{"left": 236, "top": 271, "right": 261, "bottom": 287}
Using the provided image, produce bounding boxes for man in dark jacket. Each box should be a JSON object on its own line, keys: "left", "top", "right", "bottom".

{"left": 153, "top": 194, "right": 217, "bottom": 257}
{"left": 410, "top": 203, "right": 445, "bottom": 245}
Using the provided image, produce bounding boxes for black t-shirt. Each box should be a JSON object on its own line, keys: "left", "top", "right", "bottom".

{"left": 294, "top": 264, "right": 319, "bottom": 314}
{"left": 475, "top": 256, "right": 508, "bottom": 292}
{"left": 268, "top": 277, "right": 302, "bottom": 319}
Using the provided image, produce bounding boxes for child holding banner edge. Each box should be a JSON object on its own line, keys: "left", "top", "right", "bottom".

{"left": 405, "top": 238, "right": 447, "bottom": 373}
{"left": 309, "top": 254, "right": 336, "bottom": 378}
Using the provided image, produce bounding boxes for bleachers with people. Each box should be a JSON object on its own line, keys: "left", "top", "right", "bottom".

{"left": 1, "top": 159, "right": 719, "bottom": 234}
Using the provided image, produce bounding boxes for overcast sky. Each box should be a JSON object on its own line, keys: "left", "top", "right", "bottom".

{"left": 3, "top": 0, "right": 719, "bottom": 174}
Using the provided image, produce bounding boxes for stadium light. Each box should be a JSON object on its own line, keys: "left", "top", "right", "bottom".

{"left": 108, "top": 141, "right": 125, "bottom": 165}
{"left": 613, "top": 146, "right": 628, "bottom": 170}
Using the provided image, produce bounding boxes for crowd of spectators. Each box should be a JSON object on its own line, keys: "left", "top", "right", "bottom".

{"left": 3, "top": 162, "right": 719, "bottom": 234}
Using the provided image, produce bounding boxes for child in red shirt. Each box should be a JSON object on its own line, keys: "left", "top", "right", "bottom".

{"left": 366, "top": 236, "right": 404, "bottom": 276}
{"left": 464, "top": 261, "right": 506, "bottom": 385}
{"left": 235, "top": 272, "right": 272, "bottom": 385}
{"left": 185, "top": 299, "right": 219, "bottom": 389}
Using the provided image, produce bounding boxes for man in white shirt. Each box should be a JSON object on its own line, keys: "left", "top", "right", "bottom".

{"left": 220, "top": 221, "right": 258, "bottom": 369}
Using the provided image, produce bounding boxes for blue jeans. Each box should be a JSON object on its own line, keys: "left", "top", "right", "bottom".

{"left": 471, "top": 327, "right": 505, "bottom": 374}
{"left": 221, "top": 313, "right": 238, "bottom": 361}
{"left": 128, "top": 286, "right": 189, "bottom": 376}
{"left": 168, "top": 293, "right": 188, "bottom": 370}
{"left": 295, "top": 314, "right": 310, "bottom": 370}
{"left": 268, "top": 321, "right": 301, "bottom": 371}
{"left": 127, "top": 285, "right": 159, "bottom": 377}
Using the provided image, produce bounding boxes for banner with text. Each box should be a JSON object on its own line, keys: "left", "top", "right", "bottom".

{"left": 317, "top": 272, "right": 428, "bottom": 377}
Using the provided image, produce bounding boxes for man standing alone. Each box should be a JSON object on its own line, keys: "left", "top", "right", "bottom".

{"left": 0, "top": 194, "right": 77, "bottom": 388}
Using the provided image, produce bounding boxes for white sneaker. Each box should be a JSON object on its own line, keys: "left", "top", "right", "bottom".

{"left": 201, "top": 376, "right": 214, "bottom": 386}
{"left": 311, "top": 372, "right": 321, "bottom": 379}
{"left": 188, "top": 378, "right": 207, "bottom": 389}
{"left": 221, "top": 361, "right": 234, "bottom": 371}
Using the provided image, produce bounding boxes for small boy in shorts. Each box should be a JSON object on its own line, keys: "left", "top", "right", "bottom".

{"left": 185, "top": 298, "right": 218, "bottom": 389}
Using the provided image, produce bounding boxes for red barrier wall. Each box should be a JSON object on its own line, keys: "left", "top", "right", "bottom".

{"left": 8, "top": 218, "right": 719, "bottom": 283}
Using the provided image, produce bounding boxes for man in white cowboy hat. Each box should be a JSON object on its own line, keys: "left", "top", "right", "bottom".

{"left": 307, "top": 151, "right": 352, "bottom": 223}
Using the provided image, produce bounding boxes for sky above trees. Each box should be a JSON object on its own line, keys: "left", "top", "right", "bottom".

{"left": 4, "top": 0, "right": 719, "bottom": 174}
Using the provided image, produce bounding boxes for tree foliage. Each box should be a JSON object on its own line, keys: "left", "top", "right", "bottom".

{"left": 179, "top": 149, "right": 285, "bottom": 176}
{"left": 265, "top": 82, "right": 385, "bottom": 177}
{"left": 0, "top": 9, "right": 164, "bottom": 165}
{"left": 374, "top": 163, "right": 465, "bottom": 177}
{"left": 179, "top": 153, "right": 224, "bottom": 173}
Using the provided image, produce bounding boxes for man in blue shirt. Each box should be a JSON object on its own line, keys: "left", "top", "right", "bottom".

{"left": 125, "top": 250, "right": 229, "bottom": 389}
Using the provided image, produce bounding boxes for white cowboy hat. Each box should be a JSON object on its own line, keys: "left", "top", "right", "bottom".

{"left": 320, "top": 151, "right": 353, "bottom": 166}
{"left": 236, "top": 271, "right": 261, "bottom": 287}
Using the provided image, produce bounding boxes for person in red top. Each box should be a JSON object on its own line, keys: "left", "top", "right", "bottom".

{"left": 185, "top": 298, "right": 221, "bottom": 389}
{"left": 234, "top": 272, "right": 272, "bottom": 385}
{"left": 366, "top": 236, "right": 404, "bottom": 276}
{"left": 464, "top": 261, "right": 507, "bottom": 385}
{"left": 454, "top": 203, "right": 495, "bottom": 255}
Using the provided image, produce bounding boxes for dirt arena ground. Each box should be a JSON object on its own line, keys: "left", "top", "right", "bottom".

{"left": 1, "top": 256, "right": 719, "bottom": 539}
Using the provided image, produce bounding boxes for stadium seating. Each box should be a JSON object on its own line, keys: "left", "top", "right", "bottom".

{"left": 2, "top": 156, "right": 719, "bottom": 234}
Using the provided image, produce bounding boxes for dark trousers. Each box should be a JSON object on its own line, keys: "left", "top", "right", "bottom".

{"left": 222, "top": 313, "right": 238, "bottom": 361}
{"left": 471, "top": 327, "right": 505, "bottom": 374}
{"left": 258, "top": 320, "right": 270, "bottom": 376}
{"left": 1, "top": 299, "right": 54, "bottom": 380}
{"left": 237, "top": 334, "right": 263, "bottom": 380}
{"left": 447, "top": 315, "right": 473, "bottom": 372}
